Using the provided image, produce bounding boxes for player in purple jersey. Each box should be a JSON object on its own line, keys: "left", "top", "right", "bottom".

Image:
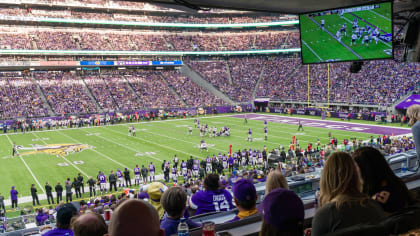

{"left": 98, "top": 172, "right": 107, "bottom": 195}
{"left": 206, "top": 156, "right": 212, "bottom": 173}
{"left": 134, "top": 165, "right": 140, "bottom": 186}
{"left": 248, "top": 128, "right": 252, "bottom": 142}
{"left": 264, "top": 120, "right": 267, "bottom": 128}
{"left": 222, "top": 155, "right": 228, "bottom": 169}
{"left": 116, "top": 168, "right": 124, "bottom": 190}
{"left": 228, "top": 155, "right": 234, "bottom": 172}
{"left": 192, "top": 162, "right": 199, "bottom": 180}
{"left": 171, "top": 166, "right": 177, "bottom": 183}
{"left": 149, "top": 162, "right": 155, "bottom": 182}
{"left": 264, "top": 127, "right": 268, "bottom": 140}
{"left": 190, "top": 174, "right": 234, "bottom": 215}
{"left": 181, "top": 160, "right": 188, "bottom": 180}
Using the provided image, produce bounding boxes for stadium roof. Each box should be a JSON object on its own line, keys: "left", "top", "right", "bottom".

{"left": 137, "top": 0, "right": 419, "bottom": 15}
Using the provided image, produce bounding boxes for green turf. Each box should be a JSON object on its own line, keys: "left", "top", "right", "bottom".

{"left": 300, "top": 2, "right": 392, "bottom": 63}
{"left": 0, "top": 113, "right": 383, "bottom": 200}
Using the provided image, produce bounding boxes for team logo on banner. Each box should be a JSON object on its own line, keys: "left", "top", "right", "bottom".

{"left": 18, "top": 144, "right": 92, "bottom": 157}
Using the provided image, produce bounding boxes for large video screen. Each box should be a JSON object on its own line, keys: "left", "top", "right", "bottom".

{"left": 299, "top": 1, "right": 393, "bottom": 64}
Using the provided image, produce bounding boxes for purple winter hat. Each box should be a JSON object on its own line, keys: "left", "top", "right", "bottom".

{"left": 233, "top": 178, "right": 256, "bottom": 202}
{"left": 257, "top": 188, "right": 304, "bottom": 230}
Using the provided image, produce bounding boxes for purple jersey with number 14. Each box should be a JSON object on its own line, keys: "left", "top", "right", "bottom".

{"left": 191, "top": 189, "right": 234, "bottom": 215}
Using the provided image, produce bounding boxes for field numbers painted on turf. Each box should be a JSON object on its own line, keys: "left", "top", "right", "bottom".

{"left": 32, "top": 138, "right": 50, "bottom": 141}
{"left": 86, "top": 133, "right": 100, "bottom": 136}
{"left": 57, "top": 160, "right": 84, "bottom": 166}
{"left": 135, "top": 152, "right": 157, "bottom": 157}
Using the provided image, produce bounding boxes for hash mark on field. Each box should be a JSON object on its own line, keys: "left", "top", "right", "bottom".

{"left": 5, "top": 135, "right": 45, "bottom": 194}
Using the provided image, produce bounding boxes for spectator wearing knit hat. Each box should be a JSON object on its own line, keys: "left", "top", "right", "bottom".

{"left": 258, "top": 188, "right": 304, "bottom": 236}
{"left": 225, "top": 178, "right": 258, "bottom": 223}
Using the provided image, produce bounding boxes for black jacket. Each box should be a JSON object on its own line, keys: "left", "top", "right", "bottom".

{"left": 109, "top": 173, "right": 116, "bottom": 183}
{"left": 31, "top": 187, "right": 37, "bottom": 196}
{"left": 55, "top": 184, "right": 63, "bottom": 193}
{"left": 45, "top": 185, "right": 52, "bottom": 194}
{"left": 124, "top": 170, "right": 130, "bottom": 179}
{"left": 87, "top": 178, "right": 96, "bottom": 187}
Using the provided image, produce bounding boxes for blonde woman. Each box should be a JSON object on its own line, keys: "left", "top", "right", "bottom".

{"left": 311, "top": 152, "right": 384, "bottom": 236}
{"left": 266, "top": 170, "right": 289, "bottom": 194}
{"left": 407, "top": 104, "right": 420, "bottom": 172}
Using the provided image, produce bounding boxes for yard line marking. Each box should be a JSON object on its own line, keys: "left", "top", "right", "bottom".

{"left": 5, "top": 135, "right": 46, "bottom": 194}
{"left": 103, "top": 127, "right": 206, "bottom": 159}
{"left": 308, "top": 16, "right": 363, "bottom": 59}
{"left": 58, "top": 130, "right": 129, "bottom": 169}
{"left": 32, "top": 133, "right": 89, "bottom": 178}
{"left": 80, "top": 129, "right": 162, "bottom": 162}
{"left": 302, "top": 40, "right": 323, "bottom": 62}
{"left": 368, "top": 10, "right": 391, "bottom": 21}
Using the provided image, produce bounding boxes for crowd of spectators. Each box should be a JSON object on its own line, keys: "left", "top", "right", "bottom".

{"left": 161, "top": 70, "right": 226, "bottom": 107}
{"left": 0, "top": 30, "right": 299, "bottom": 51}
{"left": 227, "top": 57, "right": 264, "bottom": 102}
{"left": 34, "top": 72, "right": 97, "bottom": 115}
{"left": 100, "top": 72, "right": 143, "bottom": 111}
{"left": 188, "top": 60, "right": 234, "bottom": 96}
{"left": 0, "top": 6, "right": 296, "bottom": 24}
{"left": 126, "top": 71, "right": 185, "bottom": 108}
{"left": 82, "top": 74, "right": 119, "bottom": 111}
{"left": 0, "top": 74, "right": 48, "bottom": 119}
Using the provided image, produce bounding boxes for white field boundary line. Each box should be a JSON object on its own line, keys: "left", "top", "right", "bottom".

{"left": 5, "top": 135, "right": 46, "bottom": 194}
{"left": 368, "top": 9, "right": 391, "bottom": 21}
{"left": 32, "top": 132, "right": 89, "bottom": 178}
{"left": 302, "top": 40, "right": 323, "bottom": 62}
{"left": 57, "top": 130, "right": 129, "bottom": 169}
{"left": 80, "top": 128, "right": 163, "bottom": 163}
{"left": 104, "top": 126, "right": 206, "bottom": 160}
{"left": 210, "top": 116, "right": 370, "bottom": 140}
{"left": 233, "top": 113, "right": 412, "bottom": 132}
{"left": 0, "top": 114, "right": 235, "bottom": 136}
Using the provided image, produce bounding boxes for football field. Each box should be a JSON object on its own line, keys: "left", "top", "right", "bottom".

{"left": 0, "top": 113, "right": 411, "bottom": 199}
{"left": 300, "top": 2, "right": 392, "bottom": 63}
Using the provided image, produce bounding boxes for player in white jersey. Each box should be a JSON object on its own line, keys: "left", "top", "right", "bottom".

{"left": 188, "top": 126, "right": 193, "bottom": 135}
{"left": 320, "top": 19, "right": 325, "bottom": 29}
{"left": 362, "top": 34, "right": 369, "bottom": 47}
{"left": 200, "top": 139, "right": 208, "bottom": 152}
{"left": 128, "top": 126, "right": 132, "bottom": 136}
{"left": 336, "top": 31, "right": 341, "bottom": 42}
{"left": 350, "top": 33, "right": 357, "bottom": 46}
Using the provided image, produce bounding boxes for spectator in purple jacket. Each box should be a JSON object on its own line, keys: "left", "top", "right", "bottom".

{"left": 44, "top": 203, "right": 78, "bottom": 236}
{"left": 10, "top": 186, "right": 18, "bottom": 209}
{"left": 35, "top": 208, "right": 49, "bottom": 226}
{"left": 225, "top": 178, "right": 258, "bottom": 223}
{"left": 190, "top": 174, "right": 234, "bottom": 215}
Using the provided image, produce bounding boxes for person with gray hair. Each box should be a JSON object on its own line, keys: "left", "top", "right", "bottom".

{"left": 105, "top": 199, "right": 164, "bottom": 236}
{"left": 407, "top": 104, "right": 420, "bottom": 172}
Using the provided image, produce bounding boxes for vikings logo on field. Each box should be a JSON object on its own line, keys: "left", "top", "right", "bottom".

{"left": 19, "top": 144, "right": 92, "bottom": 157}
